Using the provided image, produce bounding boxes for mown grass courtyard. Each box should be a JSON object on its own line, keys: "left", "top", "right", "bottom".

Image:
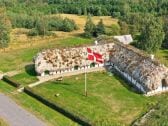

{"left": 10, "top": 64, "right": 39, "bottom": 86}
{"left": 31, "top": 71, "right": 156, "bottom": 125}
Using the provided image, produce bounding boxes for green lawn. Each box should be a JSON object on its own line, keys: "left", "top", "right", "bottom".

{"left": 31, "top": 71, "right": 156, "bottom": 126}
{"left": 0, "top": 81, "right": 78, "bottom": 126}
{"left": 10, "top": 64, "right": 38, "bottom": 86}
{"left": 0, "top": 37, "right": 92, "bottom": 72}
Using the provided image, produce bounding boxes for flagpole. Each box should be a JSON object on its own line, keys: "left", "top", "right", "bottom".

{"left": 85, "top": 59, "right": 87, "bottom": 97}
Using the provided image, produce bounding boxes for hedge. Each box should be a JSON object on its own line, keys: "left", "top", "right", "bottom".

{"left": 24, "top": 87, "right": 92, "bottom": 126}
{"left": 3, "top": 75, "right": 21, "bottom": 88}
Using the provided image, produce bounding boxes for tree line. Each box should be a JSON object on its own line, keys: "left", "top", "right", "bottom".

{"left": 0, "top": 0, "right": 168, "bottom": 53}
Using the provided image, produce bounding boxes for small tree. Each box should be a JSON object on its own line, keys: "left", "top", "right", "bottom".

{"left": 118, "top": 20, "right": 129, "bottom": 35}
{"left": 35, "top": 17, "right": 48, "bottom": 36}
{"left": 96, "top": 19, "right": 105, "bottom": 36}
{"left": 137, "top": 16, "right": 165, "bottom": 53}
{"left": 84, "top": 15, "right": 96, "bottom": 38}
{"left": 0, "top": 8, "right": 11, "bottom": 51}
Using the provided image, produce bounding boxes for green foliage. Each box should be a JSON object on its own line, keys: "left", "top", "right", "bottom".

{"left": 0, "top": 8, "right": 11, "bottom": 49}
{"left": 27, "top": 16, "right": 78, "bottom": 36}
{"left": 84, "top": 15, "right": 96, "bottom": 38}
{"left": 96, "top": 19, "right": 105, "bottom": 36}
{"left": 106, "top": 24, "right": 120, "bottom": 36}
{"left": 35, "top": 17, "right": 48, "bottom": 36}
{"left": 84, "top": 16, "right": 105, "bottom": 38}
{"left": 61, "top": 18, "right": 78, "bottom": 32}
{"left": 139, "top": 94, "right": 168, "bottom": 126}
{"left": 118, "top": 20, "right": 129, "bottom": 35}
{"left": 137, "top": 16, "right": 165, "bottom": 53}
{"left": 162, "top": 17, "right": 168, "bottom": 48}
{"left": 3, "top": 75, "right": 21, "bottom": 88}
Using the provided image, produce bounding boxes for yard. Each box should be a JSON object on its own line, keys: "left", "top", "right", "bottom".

{"left": 10, "top": 64, "right": 38, "bottom": 86}
{"left": 31, "top": 71, "right": 156, "bottom": 126}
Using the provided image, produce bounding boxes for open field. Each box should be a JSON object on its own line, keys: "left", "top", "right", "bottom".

{"left": 0, "top": 118, "right": 8, "bottom": 126}
{"left": 8, "top": 14, "right": 117, "bottom": 51}
{"left": 0, "top": 80, "right": 78, "bottom": 126}
{"left": 31, "top": 71, "right": 156, "bottom": 125}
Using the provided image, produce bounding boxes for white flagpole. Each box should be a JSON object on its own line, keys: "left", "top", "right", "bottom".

{"left": 85, "top": 59, "right": 87, "bottom": 97}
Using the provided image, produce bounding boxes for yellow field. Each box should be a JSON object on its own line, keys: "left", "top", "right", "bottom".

{"left": 7, "top": 14, "right": 118, "bottom": 52}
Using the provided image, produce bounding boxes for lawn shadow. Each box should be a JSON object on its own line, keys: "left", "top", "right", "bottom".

{"left": 25, "top": 64, "right": 37, "bottom": 76}
{"left": 163, "top": 55, "right": 168, "bottom": 60}
{"left": 73, "top": 33, "right": 85, "bottom": 38}
{"left": 104, "top": 65, "right": 142, "bottom": 94}
{"left": 114, "top": 74, "right": 141, "bottom": 94}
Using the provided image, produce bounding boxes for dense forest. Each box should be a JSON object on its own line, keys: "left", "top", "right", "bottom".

{"left": 0, "top": 0, "right": 167, "bottom": 53}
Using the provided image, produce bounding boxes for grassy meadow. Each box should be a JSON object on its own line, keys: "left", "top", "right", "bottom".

{"left": 31, "top": 71, "right": 156, "bottom": 126}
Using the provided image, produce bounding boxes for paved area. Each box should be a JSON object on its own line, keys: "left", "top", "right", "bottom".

{"left": 0, "top": 93, "right": 46, "bottom": 126}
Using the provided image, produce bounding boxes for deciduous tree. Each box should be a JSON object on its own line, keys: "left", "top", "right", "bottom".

{"left": 137, "top": 16, "right": 165, "bottom": 53}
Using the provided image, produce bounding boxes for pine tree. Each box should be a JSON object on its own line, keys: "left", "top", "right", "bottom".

{"left": 96, "top": 19, "right": 105, "bottom": 36}
{"left": 84, "top": 15, "right": 96, "bottom": 38}
{"left": 118, "top": 20, "right": 129, "bottom": 35}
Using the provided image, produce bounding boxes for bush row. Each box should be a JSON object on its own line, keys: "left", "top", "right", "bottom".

{"left": 24, "top": 87, "right": 92, "bottom": 126}
{"left": 3, "top": 75, "right": 21, "bottom": 88}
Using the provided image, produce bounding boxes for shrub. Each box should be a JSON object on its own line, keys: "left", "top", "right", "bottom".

{"left": 24, "top": 87, "right": 92, "bottom": 126}
{"left": 3, "top": 75, "right": 21, "bottom": 88}
{"left": 28, "top": 28, "right": 38, "bottom": 36}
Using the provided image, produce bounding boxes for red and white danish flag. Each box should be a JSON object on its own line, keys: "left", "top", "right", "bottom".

{"left": 87, "top": 48, "right": 104, "bottom": 63}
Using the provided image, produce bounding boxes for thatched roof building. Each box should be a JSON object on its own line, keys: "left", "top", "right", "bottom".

{"left": 34, "top": 38, "right": 168, "bottom": 95}
{"left": 110, "top": 41, "right": 168, "bottom": 93}
{"left": 34, "top": 41, "right": 114, "bottom": 75}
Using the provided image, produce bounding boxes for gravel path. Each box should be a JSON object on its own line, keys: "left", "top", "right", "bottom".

{"left": 30, "top": 66, "right": 106, "bottom": 87}
{"left": 0, "top": 93, "right": 46, "bottom": 126}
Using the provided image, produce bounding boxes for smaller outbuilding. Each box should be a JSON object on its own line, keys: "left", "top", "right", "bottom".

{"left": 113, "top": 35, "right": 133, "bottom": 45}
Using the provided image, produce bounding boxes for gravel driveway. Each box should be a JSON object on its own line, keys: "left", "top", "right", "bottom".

{"left": 0, "top": 93, "right": 46, "bottom": 126}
